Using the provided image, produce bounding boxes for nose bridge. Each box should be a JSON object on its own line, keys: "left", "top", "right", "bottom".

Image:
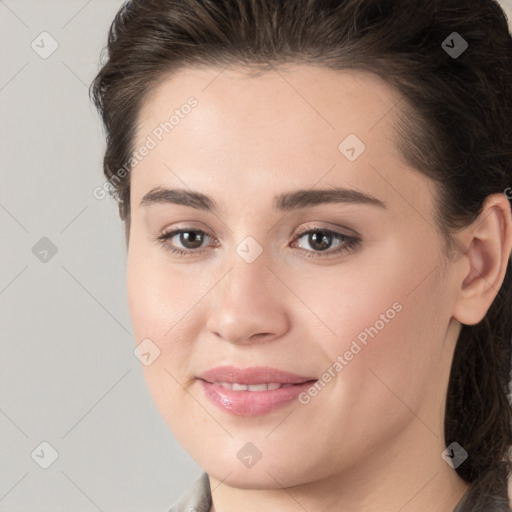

{"left": 222, "top": 225, "right": 274, "bottom": 293}
{"left": 229, "top": 245, "right": 271, "bottom": 297}
{"left": 205, "top": 240, "right": 290, "bottom": 344}
{"left": 221, "top": 240, "right": 275, "bottom": 314}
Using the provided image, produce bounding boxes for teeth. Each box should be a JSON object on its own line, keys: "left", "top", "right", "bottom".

{"left": 212, "top": 382, "right": 293, "bottom": 391}
{"left": 233, "top": 383, "right": 251, "bottom": 391}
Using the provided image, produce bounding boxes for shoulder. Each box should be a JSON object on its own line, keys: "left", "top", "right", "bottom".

{"left": 165, "top": 472, "right": 212, "bottom": 512}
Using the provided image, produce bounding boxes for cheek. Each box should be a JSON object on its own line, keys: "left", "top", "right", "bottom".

{"left": 317, "top": 250, "right": 449, "bottom": 424}
{"left": 283, "top": 254, "right": 450, "bottom": 470}
{"left": 126, "top": 244, "right": 202, "bottom": 343}
{"left": 126, "top": 248, "right": 202, "bottom": 401}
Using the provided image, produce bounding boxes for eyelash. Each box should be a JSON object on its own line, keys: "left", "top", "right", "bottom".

{"left": 156, "top": 226, "right": 361, "bottom": 259}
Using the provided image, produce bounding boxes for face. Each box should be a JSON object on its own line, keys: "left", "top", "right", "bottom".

{"left": 127, "top": 64, "right": 460, "bottom": 487}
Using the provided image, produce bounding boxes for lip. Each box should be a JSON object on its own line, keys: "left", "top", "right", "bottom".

{"left": 197, "top": 366, "right": 317, "bottom": 416}
{"left": 197, "top": 365, "right": 316, "bottom": 385}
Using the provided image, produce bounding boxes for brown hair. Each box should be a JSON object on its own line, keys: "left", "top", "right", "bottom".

{"left": 90, "top": 1, "right": 512, "bottom": 509}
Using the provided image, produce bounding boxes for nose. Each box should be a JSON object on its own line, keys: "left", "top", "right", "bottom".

{"left": 205, "top": 253, "right": 291, "bottom": 346}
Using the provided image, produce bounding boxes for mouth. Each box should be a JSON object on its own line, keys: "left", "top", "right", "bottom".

{"left": 196, "top": 366, "right": 318, "bottom": 416}
{"left": 197, "top": 365, "right": 317, "bottom": 386}
{"left": 205, "top": 381, "right": 306, "bottom": 391}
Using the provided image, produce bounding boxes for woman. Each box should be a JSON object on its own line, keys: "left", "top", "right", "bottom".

{"left": 90, "top": 1, "right": 512, "bottom": 510}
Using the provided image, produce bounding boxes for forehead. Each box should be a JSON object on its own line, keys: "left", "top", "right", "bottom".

{"left": 136, "top": 64, "right": 403, "bottom": 143}
{"left": 130, "top": 64, "right": 434, "bottom": 218}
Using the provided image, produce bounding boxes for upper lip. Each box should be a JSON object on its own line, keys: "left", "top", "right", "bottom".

{"left": 198, "top": 366, "right": 317, "bottom": 385}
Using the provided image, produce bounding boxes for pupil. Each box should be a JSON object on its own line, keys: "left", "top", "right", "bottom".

{"left": 181, "top": 231, "right": 203, "bottom": 249}
{"left": 310, "top": 231, "right": 331, "bottom": 251}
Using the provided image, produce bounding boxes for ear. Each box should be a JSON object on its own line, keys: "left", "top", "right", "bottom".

{"left": 452, "top": 192, "right": 512, "bottom": 326}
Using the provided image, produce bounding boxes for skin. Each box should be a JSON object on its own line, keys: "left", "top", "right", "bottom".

{"left": 125, "top": 64, "right": 512, "bottom": 512}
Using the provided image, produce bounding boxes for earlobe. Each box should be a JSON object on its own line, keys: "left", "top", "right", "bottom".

{"left": 452, "top": 193, "right": 512, "bottom": 326}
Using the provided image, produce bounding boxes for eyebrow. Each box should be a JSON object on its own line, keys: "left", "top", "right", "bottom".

{"left": 139, "top": 186, "right": 386, "bottom": 212}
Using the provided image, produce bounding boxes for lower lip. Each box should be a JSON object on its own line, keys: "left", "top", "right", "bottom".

{"left": 198, "top": 379, "right": 317, "bottom": 416}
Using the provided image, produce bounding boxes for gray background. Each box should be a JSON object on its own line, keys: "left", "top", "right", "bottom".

{"left": 1, "top": 0, "right": 511, "bottom": 510}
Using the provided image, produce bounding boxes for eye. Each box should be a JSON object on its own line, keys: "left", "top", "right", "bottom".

{"left": 156, "top": 226, "right": 361, "bottom": 258}
{"left": 290, "top": 227, "right": 361, "bottom": 258}
{"left": 156, "top": 228, "right": 215, "bottom": 256}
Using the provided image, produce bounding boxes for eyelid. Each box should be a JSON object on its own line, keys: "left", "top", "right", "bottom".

{"left": 292, "top": 223, "right": 359, "bottom": 238}
{"left": 159, "top": 225, "right": 215, "bottom": 240}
